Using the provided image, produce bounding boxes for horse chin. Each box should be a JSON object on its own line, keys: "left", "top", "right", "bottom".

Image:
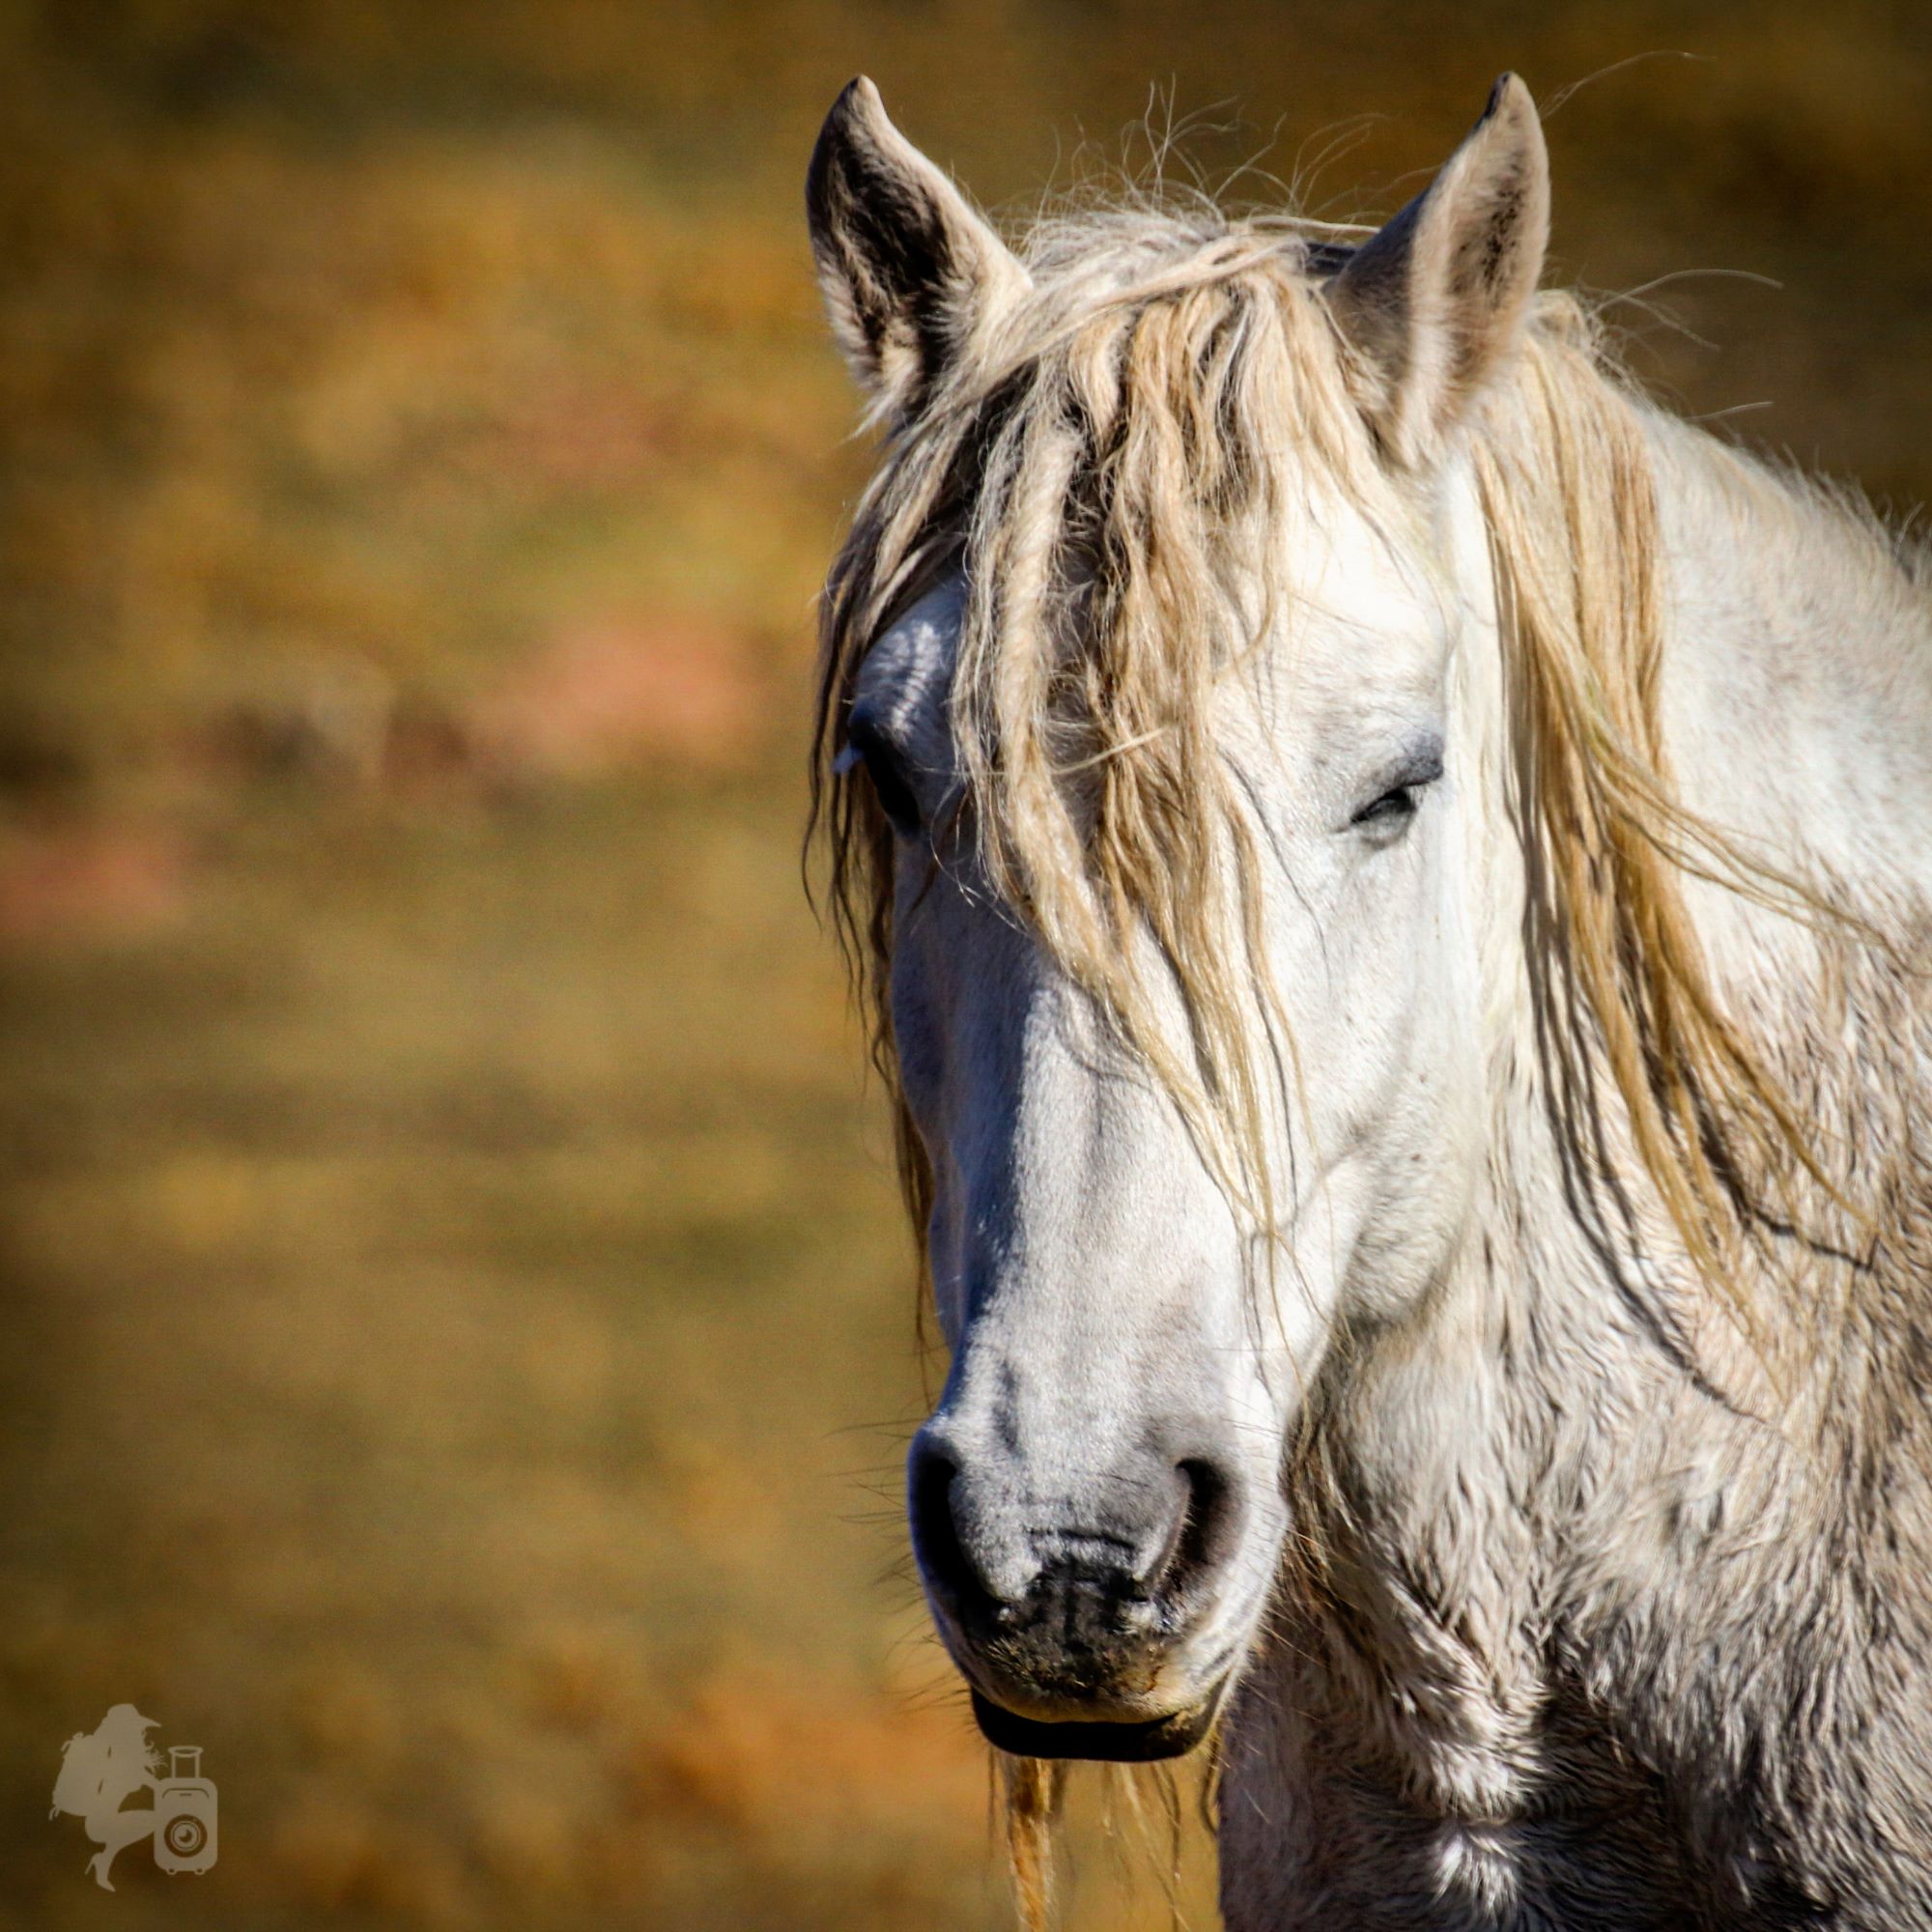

{"left": 969, "top": 1681, "right": 1226, "bottom": 1762}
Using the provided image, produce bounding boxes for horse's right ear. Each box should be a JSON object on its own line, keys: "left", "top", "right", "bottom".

{"left": 807, "top": 77, "right": 1029, "bottom": 427}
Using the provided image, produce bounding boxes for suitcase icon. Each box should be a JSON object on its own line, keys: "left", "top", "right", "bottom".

{"left": 154, "top": 1747, "right": 216, "bottom": 1875}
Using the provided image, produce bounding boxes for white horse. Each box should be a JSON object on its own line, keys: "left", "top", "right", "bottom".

{"left": 807, "top": 72, "right": 1932, "bottom": 1928}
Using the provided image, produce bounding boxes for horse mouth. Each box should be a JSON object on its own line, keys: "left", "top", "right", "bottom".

{"left": 969, "top": 1681, "right": 1225, "bottom": 1762}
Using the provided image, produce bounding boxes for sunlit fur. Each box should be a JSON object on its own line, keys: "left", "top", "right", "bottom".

{"left": 809, "top": 82, "right": 1932, "bottom": 1930}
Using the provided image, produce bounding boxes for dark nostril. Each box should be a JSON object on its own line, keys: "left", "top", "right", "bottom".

{"left": 908, "top": 1437, "right": 985, "bottom": 1608}
{"left": 1153, "top": 1457, "right": 1243, "bottom": 1602}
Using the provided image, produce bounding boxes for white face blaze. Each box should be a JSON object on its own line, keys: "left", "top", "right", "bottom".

{"left": 854, "top": 478, "right": 1498, "bottom": 1751}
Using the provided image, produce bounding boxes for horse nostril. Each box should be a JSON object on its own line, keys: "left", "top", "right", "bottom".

{"left": 908, "top": 1437, "right": 985, "bottom": 1608}
{"left": 1154, "top": 1457, "right": 1244, "bottom": 1602}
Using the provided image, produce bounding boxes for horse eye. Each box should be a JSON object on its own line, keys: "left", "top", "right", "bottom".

{"left": 843, "top": 719, "right": 923, "bottom": 838}
{"left": 1349, "top": 744, "right": 1443, "bottom": 835}
{"left": 1351, "top": 784, "right": 1419, "bottom": 829}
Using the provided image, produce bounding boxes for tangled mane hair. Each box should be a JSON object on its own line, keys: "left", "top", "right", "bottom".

{"left": 809, "top": 194, "right": 1852, "bottom": 1343}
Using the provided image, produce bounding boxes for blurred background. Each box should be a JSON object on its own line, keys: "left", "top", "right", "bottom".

{"left": 1, "top": 2, "right": 1928, "bottom": 1926}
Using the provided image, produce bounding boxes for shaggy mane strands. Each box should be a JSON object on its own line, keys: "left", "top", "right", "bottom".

{"left": 810, "top": 198, "right": 1852, "bottom": 1325}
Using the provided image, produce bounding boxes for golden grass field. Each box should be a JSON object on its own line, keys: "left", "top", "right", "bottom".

{"left": 1, "top": 3, "right": 1928, "bottom": 1925}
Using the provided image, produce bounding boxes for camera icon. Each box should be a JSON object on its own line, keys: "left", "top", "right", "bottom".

{"left": 154, "top": 1747, "right": 217, "bottom": 1875}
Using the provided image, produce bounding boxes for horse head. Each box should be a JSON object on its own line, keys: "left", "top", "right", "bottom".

{"left": 808, "top": 75, "right": 1550, "bottom": 1759}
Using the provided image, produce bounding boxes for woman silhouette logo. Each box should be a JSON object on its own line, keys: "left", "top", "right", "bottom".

{"left": 49, "top": 1707, "right": 218, "bottom": 1889}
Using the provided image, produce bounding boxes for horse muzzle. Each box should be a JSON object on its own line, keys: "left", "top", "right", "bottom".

{"left": 907, "top": 1423, "right": 1250, "bottom": 1759}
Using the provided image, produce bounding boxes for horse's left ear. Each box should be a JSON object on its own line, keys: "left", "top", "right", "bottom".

{"left": 807, "top": 77, "right": 1030, "bottom": 427}
{"left": 1325, "top": 74, "right": 1549, "bottom": 467}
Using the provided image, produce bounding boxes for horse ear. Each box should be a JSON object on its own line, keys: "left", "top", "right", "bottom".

{"left": 1325, "top": 73, "right": 1549, "bottom": 467}
{"left": 807, "top": 77, "right": 1030, "bottom": 426}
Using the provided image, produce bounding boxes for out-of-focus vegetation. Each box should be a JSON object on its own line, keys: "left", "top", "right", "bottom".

{"left": 1, "top": 4, "right": 1927, "bottom": 1926}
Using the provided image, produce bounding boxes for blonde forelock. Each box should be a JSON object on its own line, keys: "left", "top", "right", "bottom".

{"left": 810, "top": 206, "right": 1864, "bottom": 1325}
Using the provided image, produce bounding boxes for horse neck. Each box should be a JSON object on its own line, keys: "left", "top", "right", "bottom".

{"left": 1645, "top": 412, "right": 1932, "bottom": 906}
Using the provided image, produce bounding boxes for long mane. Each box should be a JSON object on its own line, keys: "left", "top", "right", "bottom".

{"left": 810, "top": 199, "right": 1865, "bottom": 1310}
